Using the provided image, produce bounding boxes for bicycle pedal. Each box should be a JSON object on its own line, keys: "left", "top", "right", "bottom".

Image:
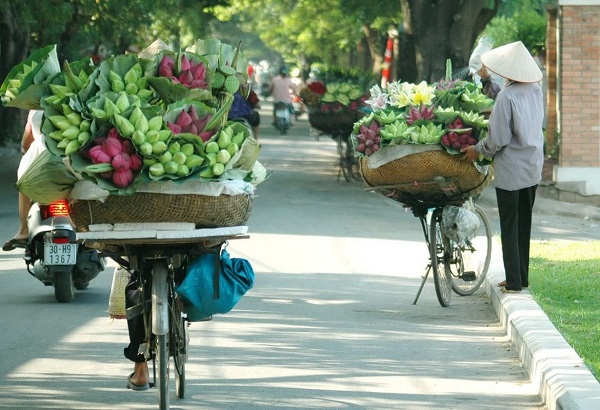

{"left": 461, "top": 271, "right": 477, "bottom": 281}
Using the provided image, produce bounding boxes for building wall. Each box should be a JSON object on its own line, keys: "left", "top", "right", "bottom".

{"left": 555, "top": 1, "right": 600, "bottom": 196}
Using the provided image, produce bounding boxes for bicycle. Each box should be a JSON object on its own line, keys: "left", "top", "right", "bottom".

{"left": 369, "top": 176, "right": 492, "bottom": 307}
{"left": 79, "top": 227, "right": 248, "bottom": 409}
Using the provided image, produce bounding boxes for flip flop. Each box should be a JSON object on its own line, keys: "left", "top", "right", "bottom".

{"left": 126, "top": 372, "right": 150, "bottom": 391}
{"left": 2, "top": 237, "right": 27, "bottom": 252}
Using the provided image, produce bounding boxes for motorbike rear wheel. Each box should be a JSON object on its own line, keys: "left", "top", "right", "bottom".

{"left": 54, "top": 270, "right": 75, "bottom": 303}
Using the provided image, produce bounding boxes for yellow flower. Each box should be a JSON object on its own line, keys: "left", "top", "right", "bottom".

{"left": 411, "top": 81, "right": 435, "bottom": 106}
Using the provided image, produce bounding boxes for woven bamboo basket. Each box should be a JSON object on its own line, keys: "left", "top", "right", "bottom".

{"left": 69, "top": 192, "right": 253, "bottom": 232}
{"left": 359, "top": 150, "right": 493, "bottom": 204}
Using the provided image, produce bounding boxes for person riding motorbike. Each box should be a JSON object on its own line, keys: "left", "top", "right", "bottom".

{"left": 3, "top": 110, "right": 44, "bottom": 252}
{"left": 268, "top": 66, "right": 298, "bottom": 125}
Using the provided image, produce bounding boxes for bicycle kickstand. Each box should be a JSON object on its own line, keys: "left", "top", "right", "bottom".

{"left": 413, "top": 263, "right": 432, "bottom": 305}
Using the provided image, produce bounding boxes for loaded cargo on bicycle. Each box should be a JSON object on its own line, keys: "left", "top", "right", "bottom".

{"left": 1, "top": 37, "right": 265, "bottom": 410}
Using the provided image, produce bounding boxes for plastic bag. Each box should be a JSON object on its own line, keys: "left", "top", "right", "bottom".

{"left": 469, "top": 37, "right": 494, "bottom": 75}
{"left": 175, "top": 247, "right": 254, "bottom": 321}
{"left": 441, "top": 205, "right": 481, "bottom": 244}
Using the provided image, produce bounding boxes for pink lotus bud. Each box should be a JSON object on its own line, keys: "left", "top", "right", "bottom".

{"left": 93, "top": 136, "right": 107, "bottom": 145}
{"left": 130, "top": 154, "right": 142, "bottom": 171}
{"left": 188, "top": 79, "right": 208, "bottom": 89}
{"left": 100, "top": 171, "right": 113, "bottom": 180}
{"left": 111, "top": 152, "right": 131, "bottom": 171}
{"left": 107, "top": 127, "right": 121, "bottom": 140}
{"left": 180, "top": 55, "right": 191, "bottom": 72}
{"left": 121, "top": 139, "right": 135, "bottom": 155}
{"left": 168, "top": 122, "right": 182, "bottom": 134}
{"left": 170, "top": 76, "right": 180, "bottom": 84}
{"left": 178, "top": 69, "right": 193, "bottom": 86}
{"left": 183, "top": 123, "right": 198, "bottom": 135}
{"left": 175, "top": 110, "right": 193, "bottom": 128}
{"left": 194, "top": 115, "right": 210, "bottom": 132}
{"left": 188, "top": 105, "right": 199, "bottom": 121}
{"left": 198, "top": 130, "right": 215, "bottom": 142}
{"left": 102, "top": 136, "right": 123, "bottom": 157}
{"left": 190, "top": 62, "right": 206, "bottom": 81}
{"left": 112, "top": 168, "right": 134, "bottom": 188}
{"left": 90, "top": 147, "right": 112, "bottom": 164}
{"left": 159, "top": 56, "right": 175, "bottom": 77}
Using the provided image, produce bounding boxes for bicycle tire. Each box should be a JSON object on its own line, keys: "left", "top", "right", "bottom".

{"left": 430, "top": 208, "right": 452, "bottom": 307}
{"left": 451, "top": 204, "right": 492, "bottom": 296}
{"left": 152, "top": 260, "right": 170, "bottom": 410}
{"left": 170, "top": 290, "right": 187, "bottom": 399}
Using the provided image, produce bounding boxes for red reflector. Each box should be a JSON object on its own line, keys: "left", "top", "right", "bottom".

{"left": 48, "top": 200, "right": 70, "bottom": 217}
{"left": 53, "top": 237, "right": 69, "bottom": 244}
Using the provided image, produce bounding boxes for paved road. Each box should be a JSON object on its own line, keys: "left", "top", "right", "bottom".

{"left": 0, "top": 103, "right": 597, "bottom": 409}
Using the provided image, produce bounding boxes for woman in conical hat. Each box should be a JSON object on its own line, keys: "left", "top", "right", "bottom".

{"left": 462, "top": 41, "right": 544, "bottom": 294}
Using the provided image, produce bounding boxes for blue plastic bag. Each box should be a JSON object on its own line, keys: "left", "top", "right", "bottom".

{"left": 176, "top": 248, "right": 254, "bottom": 321}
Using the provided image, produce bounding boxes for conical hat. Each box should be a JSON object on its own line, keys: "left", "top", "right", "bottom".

{"left": 481, "top": 41, "right": 542, "bottom": 83}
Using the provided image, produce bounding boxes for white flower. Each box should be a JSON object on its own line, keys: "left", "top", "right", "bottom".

{"left": 365, "top": 85, "right": 389, "bottom": 110}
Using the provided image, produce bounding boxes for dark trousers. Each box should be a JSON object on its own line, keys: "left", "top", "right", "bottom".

{"left": 495, "top": 185, "right": 537, "bottom": 290}
{"left": 124, "top": 271, "right": 149, "bottom": 363}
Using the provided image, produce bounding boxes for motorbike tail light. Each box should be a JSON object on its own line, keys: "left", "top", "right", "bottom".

{"left": 43, "top": 200, "right": 70, "bottom": 219}
{"left": 53, "top": 237, "right": 70, "bottom": 244}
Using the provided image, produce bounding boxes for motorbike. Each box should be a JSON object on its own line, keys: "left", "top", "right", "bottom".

{"left": 273, "top": 101, "right": 291, "bottom": 135}
{"left": 24, "top": 199, "right": 106, "bottom": 302}
{"left": 291, "top": 94, "right": 305, "bottom": 120}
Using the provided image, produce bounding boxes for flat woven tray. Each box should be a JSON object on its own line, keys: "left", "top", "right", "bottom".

{"left": 308, "top": 110, "right": 360, "bottom": 138}
{"left": 69, "top": 192, "right": 253, "bottom": 232}
{"left": 359, "top": 150, "right": 492, "bottom": 204}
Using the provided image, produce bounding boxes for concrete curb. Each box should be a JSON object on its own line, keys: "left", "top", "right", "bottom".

{"left": 484, "top": 254, "right": 600, "bottom": 410}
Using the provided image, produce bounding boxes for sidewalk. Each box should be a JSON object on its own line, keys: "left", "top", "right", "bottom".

{"left": 477, "top": 188, "right": 600, "bottom": 410}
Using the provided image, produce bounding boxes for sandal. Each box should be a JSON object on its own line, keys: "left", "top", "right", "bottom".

{"left": 2, "top": 237, "right": 27, "bottom": 252}
{"left": 126, "top": 372, "right": 150, "bottom": 391}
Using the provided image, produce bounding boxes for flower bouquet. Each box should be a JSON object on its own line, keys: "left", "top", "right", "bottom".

{"left": 354, "top": 61, "right": 494, "bottom": 204}
{"left": 2, "top": 38, "right": 265, "bottom": 230}
{"left": 300, "top": 80, "right": 368, "bottom": 139}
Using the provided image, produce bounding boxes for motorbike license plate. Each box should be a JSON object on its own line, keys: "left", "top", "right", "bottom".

{"left": 44, "top": 243, "right": 78, "bottom": 265}
{"left": 275, "top": 109, "right": 288, "bottom": 118}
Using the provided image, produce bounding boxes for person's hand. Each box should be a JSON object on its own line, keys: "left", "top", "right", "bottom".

{"left": 461, "top": 145, "right": 480, "bottom": 162}
{"left": 477, "top": 66, "right": 490, "bottom": 81}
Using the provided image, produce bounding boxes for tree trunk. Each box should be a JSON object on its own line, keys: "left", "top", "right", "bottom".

{"left": 400, "top": 0, "right": 499, "bottom": 82}
{"left": 361, "top": 25, "right": 385, "bottom": 76}
{"left": 0, "top": 9, "right": 30, "bottom": 146}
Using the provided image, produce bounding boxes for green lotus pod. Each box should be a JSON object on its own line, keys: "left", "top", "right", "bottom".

{"left": 77, "top": 131, "right": 91, "bottom": 144}
{"left": 172, "top": 151, "right": 187, "bottom": 165}
{"left": 139, "top": 142, "right": 153, "bottom": 156}
{"left": 180, "top": 143, "right": 194, "bottom": 157}
{"left": 111, "top": 79, "right": 125, "bottom": 93}
{"left": 104, "top": 98, "right": 121, "bottom": 117}
{"left": 65, "top": 140, "right": 81, "bottom": 155}
{"left": 79, "top": 119, "right": 91, "bottom": 132}
{"left": 152, "top": 141, "right": 167, "bottom": 155}
{"left": 114, "top": 113, "right": 135, "bottom": 138}
{"left": 123, "top": 66, "right": 139, "bottom": 85}
{"left": 157, "top": 129, "right": 172, "bottom": 142}
{"left": 147, "top": 116, "right": 163, "bottom": 132}
{"left": 66, "top": 113, "right": 82, "bottom": 126}
{"left": 62, "top": 126, "right": 81, "bottom": 140}
{"left": 149, "top": 162, "right": 165, "bottom": 176}
{"left": 212, "top": 72, "right": 225, "bottom": 89}
{"left": 205, "top": 141, "right": 219, "bottom": 154}
{"left": 219, "top": 64, "right": 237, "bottom": 76}
{"left": 176, "top": 164, "right": 190, "bottom": 177}
{"left": 131, "top": 130, "right": 146, "bottom": 146}
{"left": 164, "top": 160, "right": 179, "bottom": 174}
{"left": 135, "top": 115, "right": 149, "bottom": 134}
{"left": 223, "top": 75, "right": 240, "bottom": 94}
{"left": 212, "top": 162, "right": 225, "bottom": 176}
{"left": 125, "top": 83, "right": 138, "bottom": 95}
{"left": 217, "top": 131, "right": 231, "bottom": 149}
{"left": 185, "top": 154, "right": 204, "bottom": 168}
{"left": 115, "top": 92, "right": 130, "bottom": 112}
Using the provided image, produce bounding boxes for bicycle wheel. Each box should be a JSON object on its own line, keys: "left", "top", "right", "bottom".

{"left": 170, "top": 290, "right": 188, "bottom": 399}
{"left": 429, "top": 208, "right": 452, "bottom": 307}
{"left": 450, "top": 203, "right": 492, "bottom": 296}
{"left": 152, "top": 260, "right": 170, "bottom": 410}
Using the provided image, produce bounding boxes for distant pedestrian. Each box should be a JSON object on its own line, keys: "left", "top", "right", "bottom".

{"left": 461, "top": 41, "right": 544, "bottom": 293}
